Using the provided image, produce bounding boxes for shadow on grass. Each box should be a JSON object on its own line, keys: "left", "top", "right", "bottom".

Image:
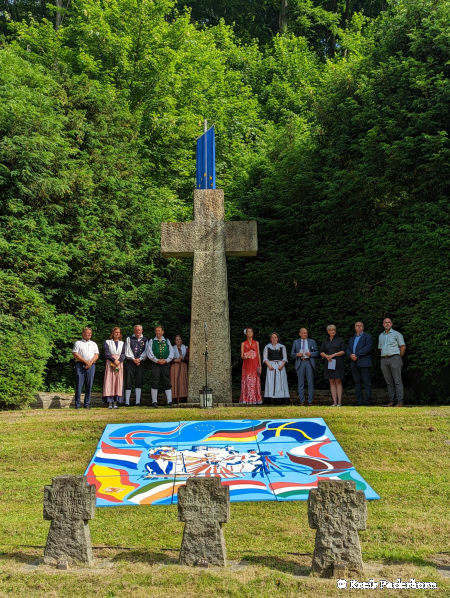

{"left": 0, "top": 550, "right": 41, "bottom": 565}
{"left": 0, "top": 548, "right": 180, "bottom": 568}
{"left": 110, "top": 549, "right": 178, "bottom": 565}
{"left": 242, "top": 554, "right": 311, "bottom": 577}
{"left": 377, "top": 555, "right": 448, "bottom": 570}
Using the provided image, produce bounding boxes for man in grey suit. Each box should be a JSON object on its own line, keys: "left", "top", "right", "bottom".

{"left": 291, "top": 328, "right": 319, "bottom": 406}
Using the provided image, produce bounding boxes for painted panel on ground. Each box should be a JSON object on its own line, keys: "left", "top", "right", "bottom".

{"left": 85, "top": 419, "right": 379, "bottom": 506}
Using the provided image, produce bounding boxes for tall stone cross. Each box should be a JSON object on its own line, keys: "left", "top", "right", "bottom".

{"left": 178, "top": 477, "right": 230, "bottom": 566}
{"left": 308, "top": 480, "right": 367, "bottom": 578}
{"left": 43, "top": 475, "right": 96, "bottom": 566}
{"left": 161, "top": 188, "right": 257, "bottom": 402}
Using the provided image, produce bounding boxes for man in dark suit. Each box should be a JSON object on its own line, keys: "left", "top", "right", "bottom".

{"left": 291, "top": 328, "right": 319, "bottom": 406}
{"left": 346, "top": 321, "right": 373, "bottom": 406}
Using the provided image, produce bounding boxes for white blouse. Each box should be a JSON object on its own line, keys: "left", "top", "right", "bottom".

{"left": 173, "top": 344, "right": 188, "bottom": 359}
{"left": 104, "top": 339, "right": 124, "bottom": 355}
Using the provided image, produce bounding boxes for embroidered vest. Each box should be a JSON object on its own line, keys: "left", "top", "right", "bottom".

{"left": 129, "top": 336, "right": 148, "bottom": 358}
{"left": 152, "top": 339, "right": 169, "bottom": 359}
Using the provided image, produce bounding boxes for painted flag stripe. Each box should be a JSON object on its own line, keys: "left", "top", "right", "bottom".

{"left": 110, "top": 423, "right": 184, "bottom": 444}
{"left": 96, "top": 449, "right": 141, "bottom": 464}
{"left": 100, "top": 442, "right": 143, "bottom": 457}
{"left": 127, "top": 481, "right": 174, "bottom": 504}
{"left": 94, "top": 456, "right": 139, "bottom": 470}
{"left": 222, "top": 480, "right": 267, "bottom": 488}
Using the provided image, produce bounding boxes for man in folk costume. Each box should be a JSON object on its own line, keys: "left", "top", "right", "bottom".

{"left": 146, "top": 325, "right": 174, "bottom": 408}
{"left": 124, "top": 324, "right": 148, "bottom": 406}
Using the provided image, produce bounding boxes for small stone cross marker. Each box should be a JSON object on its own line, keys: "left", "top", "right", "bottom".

{"left": 178, "top": 477, "right": 230, "bottom": 567}
{"left": 308, "top": 480, "right": 367, "bottom": 578}
{"left": 43, "top": 475, "right": 96, "bottom": 566}
{"left": 161, "top": 189, "right": 257, "bottom": 403}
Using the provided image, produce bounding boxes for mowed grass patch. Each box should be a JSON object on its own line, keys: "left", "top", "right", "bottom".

{"left": 0, "top": 406, "right": 449, "bottom": 598}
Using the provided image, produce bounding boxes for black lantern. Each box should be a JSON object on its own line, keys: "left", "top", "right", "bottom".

{"left": 199, "top": 385, "right": 213, "bottom": 409}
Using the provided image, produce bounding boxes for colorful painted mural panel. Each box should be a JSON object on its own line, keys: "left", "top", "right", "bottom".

{"left": 85, "top": 418, "right": 379, "bottom": 506}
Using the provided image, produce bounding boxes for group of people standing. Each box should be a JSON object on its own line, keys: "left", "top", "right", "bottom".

{"left": 72, "top": 325, "right": 188, "bottom": 409}
{"left": 240, "top": 318, "right": 406, "bottom": 407}
{"left": 72, "top": 318, "right": 406, "bottom": 409}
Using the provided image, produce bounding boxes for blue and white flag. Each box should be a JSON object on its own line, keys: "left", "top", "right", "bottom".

{"left": 196, "top": 126, "right": 216, "bottom": 189}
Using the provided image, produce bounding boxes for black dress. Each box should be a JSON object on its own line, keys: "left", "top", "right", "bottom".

{"left": 320, "top": 336, "right": 347, "bottom": 380}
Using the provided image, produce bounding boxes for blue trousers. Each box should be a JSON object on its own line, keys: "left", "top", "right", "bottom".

{"left": 296, "top": 360, "right": 314, "bottom": 404}
{"left": 351, "top": 366, "right": 372, "bottom": 405}
{"left": 74, "top": 362, "right": 96, "bottom": 408}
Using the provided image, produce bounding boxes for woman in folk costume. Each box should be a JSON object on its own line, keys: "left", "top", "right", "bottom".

{"left": 170, "top": 335, "right": 189, "bottom": 404}
{"left": 103, "top": 327, "right": 126, "bottom": 409}
{"left": 240, "top": 327, "right": 262, "bottom": 405}
{"left": 263, "top": 332, "right": 290, "bottom": 405}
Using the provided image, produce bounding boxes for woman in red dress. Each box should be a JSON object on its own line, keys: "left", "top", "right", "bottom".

{"left": 240, "top": 327, "right": 262, "bottom": 405}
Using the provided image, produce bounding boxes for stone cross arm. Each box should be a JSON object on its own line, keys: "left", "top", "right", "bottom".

{"left": 178, "top": 478, "right": 230, "bottom": 524}
{"left": 308, "top": 480, "right": 367, "bottom": 531}
{"left": 161, "top": 221, "right": 257, "bottom": 258}
{"left": 44, "top": 475, "right": 96, "bottom": 521}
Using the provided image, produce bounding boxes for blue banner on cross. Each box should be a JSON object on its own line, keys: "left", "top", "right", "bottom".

{"left": 196, "top": 126, "right": 216, "bottom": 190}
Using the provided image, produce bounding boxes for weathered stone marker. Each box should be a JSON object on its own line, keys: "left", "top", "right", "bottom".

{"left": 178, "top": 477, "right": 230, "bottom": 567}
{"left": 161, "top": 189, "right": 257, "bottom": 403}
{"left": 43, "top": 475, "right": 96, "bottom": 566}
{"left": 308, "top": 480, "right": 367, "bottom": 578}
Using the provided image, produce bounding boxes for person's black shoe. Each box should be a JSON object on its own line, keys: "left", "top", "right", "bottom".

{"left": 75, "top": 406, "right": 80, "bottom": 410}
{"left": 167, "top": 402, "right": 173, "bottom": 408}
{"left": 152, "top": 402, "right": 158, "bottom": 409}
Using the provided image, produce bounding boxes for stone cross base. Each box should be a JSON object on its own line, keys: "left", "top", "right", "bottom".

{"left": 44, "top": 520, "right": 94, "bottom": 566}
{"left": 308, "top": 480, "right": 367, "bottom": 578}
{"left": 178, "top": 477, "right": 230, "bottom": 567}
{"left": 179, "top": 521, "right": 227, "bottom": 567}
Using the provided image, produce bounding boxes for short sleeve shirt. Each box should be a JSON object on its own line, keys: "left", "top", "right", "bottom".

{"left": 378, "top": 329, "right": 405, "bottom": 356}
{"left": 72, "top": 339, "right": 99, "bottom": 361}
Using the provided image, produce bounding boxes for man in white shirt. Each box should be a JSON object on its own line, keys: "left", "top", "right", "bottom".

{"left": 72, "top": 327, "right": 99, "bottom": 409}
{"left": 146, "top": 325, "right": 174, "bottom": 408}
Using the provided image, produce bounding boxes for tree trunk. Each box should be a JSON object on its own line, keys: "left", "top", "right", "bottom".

{"left": 344, "top": 0, "right": 351, "bottom": 29}
{"left": 279, "top": 0, "right": 288, "bottom": 33}
{"left": 55, "top": 0, "right": 62, "bottom": 31}
{"left": 329, "top": 0, "right": 337, "bottom": 58}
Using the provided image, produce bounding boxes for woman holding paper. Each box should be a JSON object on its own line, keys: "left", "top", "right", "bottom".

{"left": 320, "top": 325, "right": 346, "bottom": 407}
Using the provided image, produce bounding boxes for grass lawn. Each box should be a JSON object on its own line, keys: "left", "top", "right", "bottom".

{"left": 1, "top": 405, "right": 449, "bottom": 597}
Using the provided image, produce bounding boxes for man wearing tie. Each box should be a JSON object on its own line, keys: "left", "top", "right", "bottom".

{"left": 346, "top": 321, "right": 373, "bottom": 406}
{"left": 291, "top": 328, "right": 319, "bottom": 406}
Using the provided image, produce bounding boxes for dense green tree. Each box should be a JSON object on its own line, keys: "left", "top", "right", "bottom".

{"left": 229, "top": 0, "right": 450, "bottom": 399}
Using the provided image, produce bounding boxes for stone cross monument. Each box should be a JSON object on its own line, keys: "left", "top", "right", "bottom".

{"left": 178, "top": 477, "right": 230, "bottom": 566}
{"left": 161, "top": 188, "right": 257, "bottom": 402}
{"left": 43, "top": 475, "right": 96, "bottom": 566}
{"left": 308, "top": 480, "right": 367, "bottom": 578}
